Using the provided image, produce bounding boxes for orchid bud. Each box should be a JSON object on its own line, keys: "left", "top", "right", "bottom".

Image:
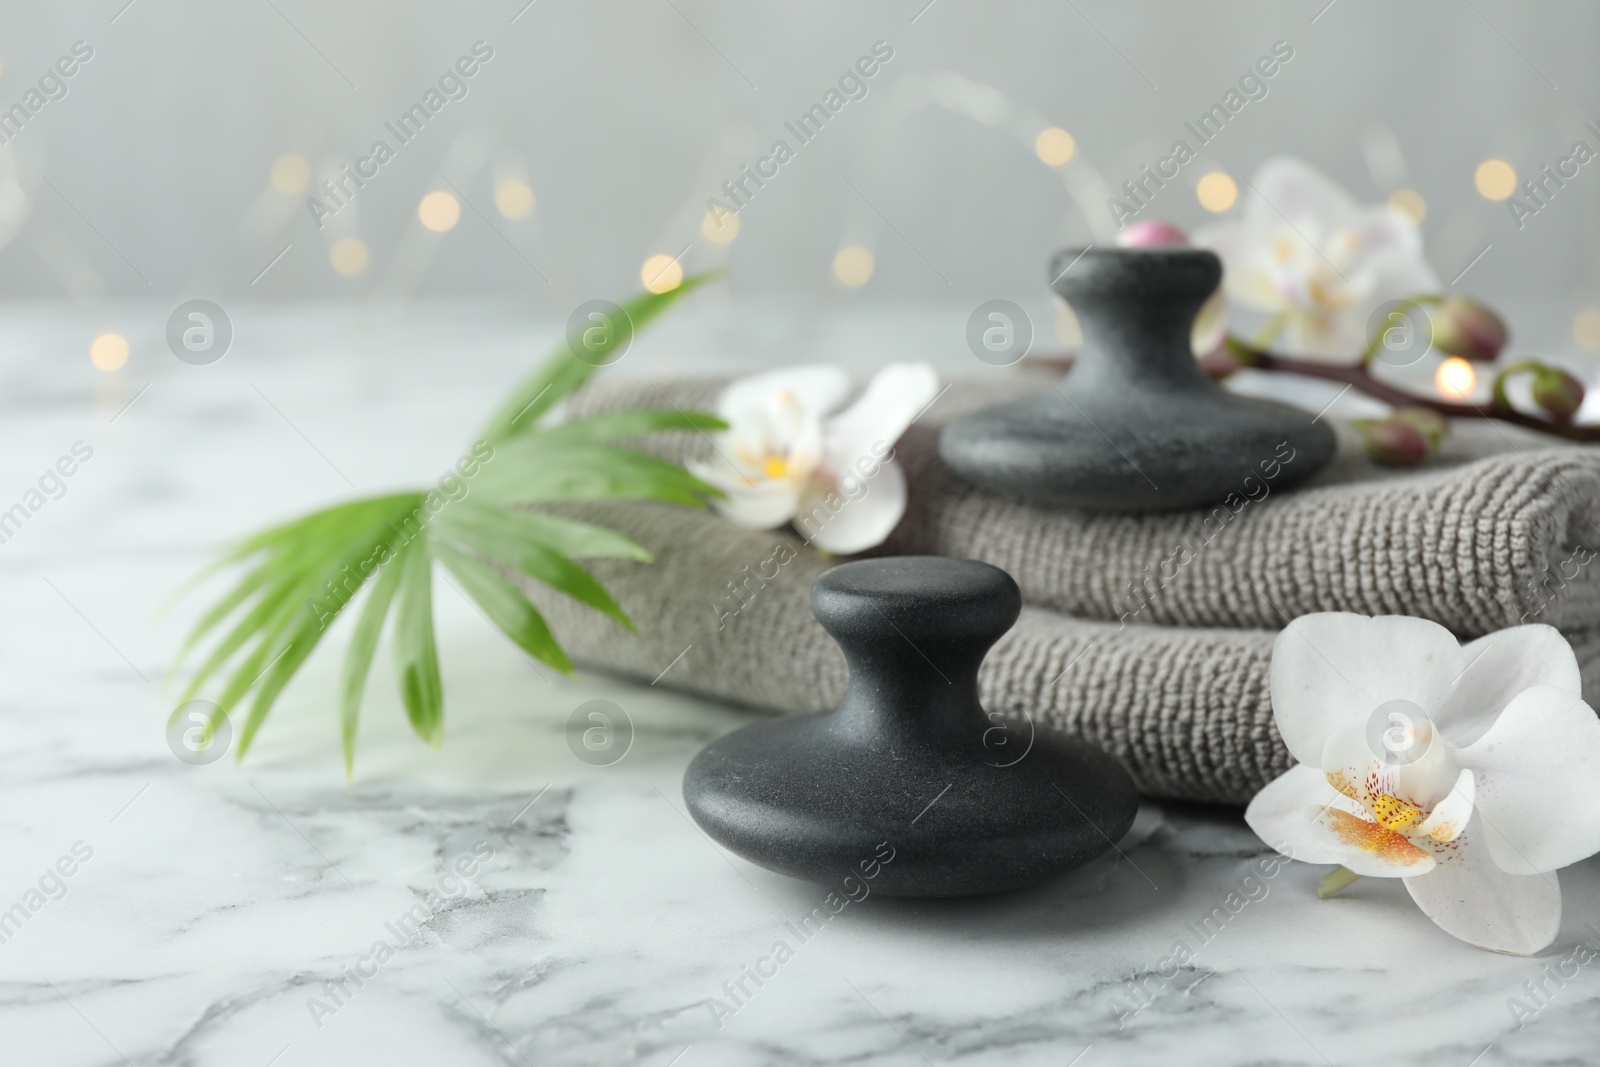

{"left": 1532, "top": 367, "right": 1585, "bottom": 424}
{"left": 1389, "top": 407, "right": 1449, "bottom": 450}
{"left": 1115, "top": 220, "right": 1188, "bottom": 248}
{"left": 1358, "top": 418, "right": 1431, "bottom": 467}
{"left": 1430, "top": 296, "right": 1507, "bottom": 362}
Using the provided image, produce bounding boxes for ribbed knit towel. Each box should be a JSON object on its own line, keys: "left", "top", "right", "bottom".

{"left": 525, "top": 371, "right": 1600, "bottom": 805}
{"left": 569, "top": 372, "right": 1600, "bottom": 638}
{"left": 518, "top": 500, "right": 1600, "bottom": 806}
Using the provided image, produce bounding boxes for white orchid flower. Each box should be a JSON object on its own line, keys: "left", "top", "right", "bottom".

{"left": 1245, "top": 613, "right": 1600, "bottom": 954}
{"left": 691, "top": 363, "right": 940, "bottom": 555}
{"left": 1194, "top": 158, "right": 1439, "bottom": 361}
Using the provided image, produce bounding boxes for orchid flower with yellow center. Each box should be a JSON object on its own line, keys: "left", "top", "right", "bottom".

{"left": 1246, "top": 612, "right": 1600, "bottom": 955}
{"left": 1194, "top": 158, "right": 1439, "bottom": 361}
{"left": 690, "top": 363, "right": 939, "bottom": 554}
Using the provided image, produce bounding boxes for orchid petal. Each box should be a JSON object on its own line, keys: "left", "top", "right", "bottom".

{"left": 795, "top": 459, "right": 908, "bottom": 556}
{"left": 1192, "top": 222, "right": 1284, "bottom": 314}
{"left": 1269, "top": 613, "right": 1462, "bottom": 767}
{"left": 1434, "top": 625, "right": 1582, "bottom": 748}
{"left": 718, "top": 365, "right": 852, "bottom": 421}
{"left": 1348, "top": 206, "right": 1426, "bottom": 262}
{"left": 823, "top": 363, "right": 940, "bottom": 476}
{"left": 1303, "top": 805, "right": 1436, "bottom": 878}
{"left": 689, "top": 461, "right": 804, "bottom": 530}
{"left": 1320, "top": 718, "right": 1459, "bottom": 816}
{"left": 1244, "top": 158, "right": 1362, "bottom": 235}
{"left": 1191, "top": 289, "right": 1229, "bottom": 357}
{"left": 1405, "top": 818, "right": 1560, "bottom": 955}
{"left": 1280, "top": 312, "right": 1370, "bottom": 362}
{"left": 1459, "top": 685, "right": 1600, "bottom": 875}
{"left": 1244, "top": 764, "right": 1353, "bottom": 864}
{"left": 1414, "top": 769, "right": 1474, "bottom": 845}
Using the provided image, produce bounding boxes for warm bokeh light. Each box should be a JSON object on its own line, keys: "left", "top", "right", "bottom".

{"left": 417, "top": 191, "right": 461, "bottom": 233}
{"left": 641, "top": 254, "right": 683, "bottom": 294}
{"left": 832, "top": 245, "right": 874, "bottom": 287}
{"left": 1436, "top": 356, "right": 1477, "bottom": 398}
{"left": 1573, "top": 309, "right": 1600, "bottom": 351}
{"left": 90, "top": 332, "right": 129, "bottom": 372}
{"left": 1196, "top": 171, "right": 1238, "bottom": 212}
{"left": 1034, "top": 127, "right": 1076, "bottom": 167}
{"left": 1475, "top": 159, "right": 1517, "bottom": 201}
{"left": 1388, "top": 188, "right": 1426, "bottom": 225}
{"left": 330, "top": 237, "right": 369, "bottom": 275}
{"left": 702, "top": 210, "right": 740, "bottom": 245}
{"left": 1053, "top": 302, "right": 1082, "bottom": 348}
{"left": 269, "top": 154, "right": 310, "bottom": 195}
{"left": 494, "top": 179, "right": 535, "bottom": 219}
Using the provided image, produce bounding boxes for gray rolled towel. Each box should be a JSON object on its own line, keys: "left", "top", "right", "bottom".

{"left": 517, "top": 500, "right": 1600, "bottom": 806}
{"left": 567, "top": 371, "right": 1600, "bottom": 638}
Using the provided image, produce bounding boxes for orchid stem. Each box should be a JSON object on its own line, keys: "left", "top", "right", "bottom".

{"left": 1359, "top": 293, "right": 1442, "bottom": 367}
{"left": 1025, "top": 344, "right": 1600, "bottom": 444}
{"left": 1318, "top": 866, "right": 1362, "bottom": 899}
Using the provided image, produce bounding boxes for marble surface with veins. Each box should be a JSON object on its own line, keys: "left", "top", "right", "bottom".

{"left": 2, "top": 303, "right": 1600, "bottom": 1066}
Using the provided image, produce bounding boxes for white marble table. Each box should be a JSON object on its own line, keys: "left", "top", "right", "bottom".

{"left": 4, "top": 303, "right": 1600, "bottom": 1066}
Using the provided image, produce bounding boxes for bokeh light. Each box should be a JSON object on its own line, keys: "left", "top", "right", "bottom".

{"left": 832, "top": 246, "right": 874, "bottom": 287}
{"left": 1573, "top": 309, "right": 1600, "bottom": 351}
{"left": 1034, "top": 127, "right": 1076, "bottom": 167}
{"left": 330, "top": 237, "right": 369, "bottom": 275}
{"left": 494, "top": 180, "right": 535, "bottom": 219}
{"left": 702, "top": 210, "right": 740, "bottom": 246}
{"left": 417, "top": 191, "right": 461, "bottom": 233}
{"left": 90, "top": 332, "right": 129, "bottom": 372}
{"left": 641, "top": 254, "right": 683, "bottom": 294}
{"left": 1196, "top": 171, "right": 1238, "bottom": 212}
{"left": 1388, "top": 188, "right": 1426, "bottom": 225}
{"left": 1474, "top": 159, "right": 1517, "bottom": 201}
{"left": 270, "top": 154, "right": 310, "bottom": 195}
{"left": 1436, "top": 356, "right": 1477, "bottom": 398}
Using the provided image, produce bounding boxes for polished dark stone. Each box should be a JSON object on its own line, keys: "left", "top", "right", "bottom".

{"left": 940, "top": 247, "right": 1336, "bottom": 511}
{"left": 682, "top": 556, "right": 1138, "bottom": 897}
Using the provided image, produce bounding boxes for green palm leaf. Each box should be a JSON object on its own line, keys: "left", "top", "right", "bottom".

{"left": 171, "top": 275, "right": 721, "bottom": 772}
{"left": 435, "top": 499, "right": 652, "bottom": 563}
{"left": 433, "top": 541, "right": 575, "bottom": 675}
{"left": 339, "top": 536, "right": 407, "bottom": 775}
{"left": 392, "top": 537, "right": 443, "bottom": 747}
{"left": 478, "top": 271, "right": 720, "bottom": 445}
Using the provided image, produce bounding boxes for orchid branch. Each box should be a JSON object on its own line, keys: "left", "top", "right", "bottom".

{"left": 1208, "top": 340, "right": 1600, "bottom": 443}
{"left": 1030, "top": 341, "right": 1598, "bottom": 445}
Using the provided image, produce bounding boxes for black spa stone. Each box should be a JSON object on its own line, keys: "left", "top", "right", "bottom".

{"left": 939, "top": 246, "right": 1336, "bottom": 511}
{"left": 682, "top": 556, "right": 1138, "bottom": 897}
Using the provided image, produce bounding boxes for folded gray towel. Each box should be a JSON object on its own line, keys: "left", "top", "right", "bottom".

{"left": 519, "top": 501, "right": 1600, "bottom": 806}
{"left": 569, "top": 372, "right": 1600, "bottom": 638}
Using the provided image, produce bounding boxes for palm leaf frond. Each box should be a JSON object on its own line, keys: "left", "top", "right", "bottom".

{"left": 172, "top": 276, "right": 720, "bottom": 772}
{"left": 478, "top": 272, "right": 720, "bottom": 445}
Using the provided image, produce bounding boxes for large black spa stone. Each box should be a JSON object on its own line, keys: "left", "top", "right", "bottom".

{"left": 940, "top": 247, "right": 1336, "bottom": 510}
{"left": 682, "top": 556, "right": 1138, "bottom": 897}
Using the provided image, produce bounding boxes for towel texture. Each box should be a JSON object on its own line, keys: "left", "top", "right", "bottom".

{"left": 569, "top": 372, "right": 1600, "bottom": 638}
{"left": 518, "top": 500, "right": 1600, "bottom": 806}
{"left": 525, "top": 371, "right": 1600, "bottom": 805}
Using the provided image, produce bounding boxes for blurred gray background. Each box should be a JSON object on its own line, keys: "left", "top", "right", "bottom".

{"left": 1, "top": 0, "right": 1598, "bottom": 350}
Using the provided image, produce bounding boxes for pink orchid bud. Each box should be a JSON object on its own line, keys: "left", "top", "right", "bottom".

{"left": 1430, "top": 296, "right": 1508, "bottom": 362}
{"left": 1532, "top": 367, "right": 1585, "bottom": 424}
{"left": 1390, "top": 407, "right": 1449, "bottom": 450}
{"left": 1359, "top": 418, "right": 1431, "bottom": 467}
{"left": 1115, "top": 220, "right": 1188, "bottom": 248}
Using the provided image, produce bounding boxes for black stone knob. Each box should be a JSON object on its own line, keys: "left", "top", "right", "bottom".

{"left": 683, "top": 556, "right": 1138, "bottom": 897}
{"left": 939, "top": 247, "right": 1336, "bottom": 510}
